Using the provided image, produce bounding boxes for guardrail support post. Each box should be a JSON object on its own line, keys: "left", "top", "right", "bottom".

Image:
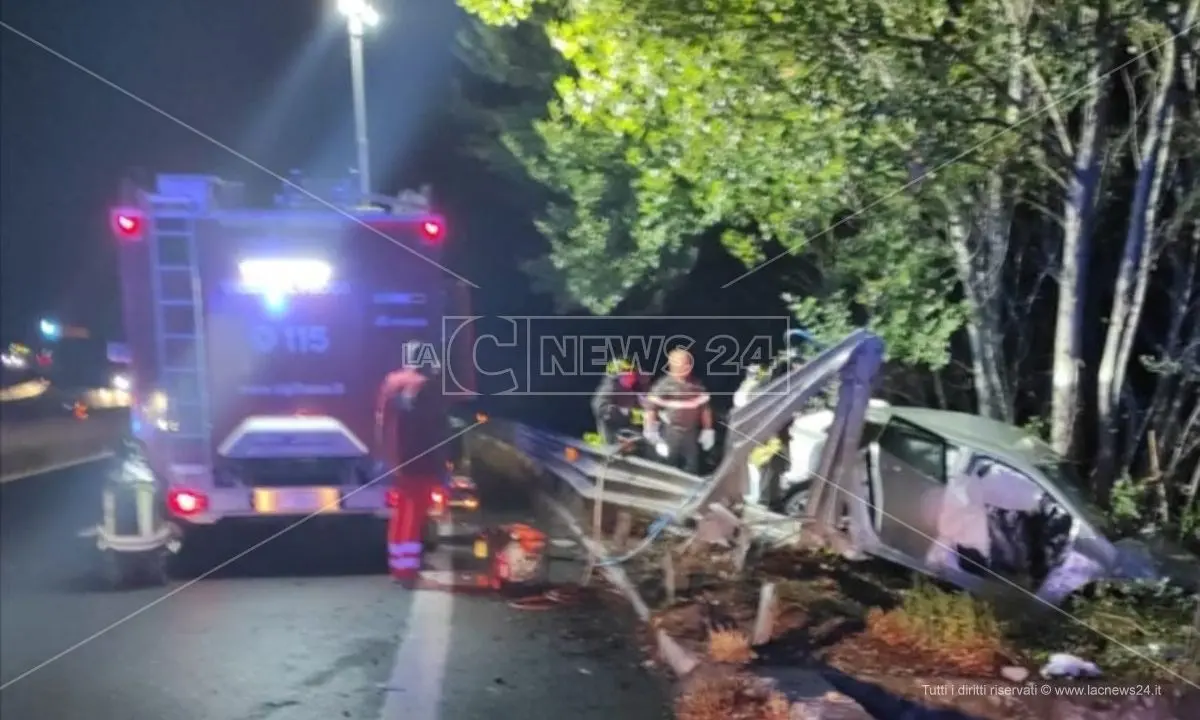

{"left": 752, "top": 582, "right": 776, "bottom": 646}
{"left": 662, "top": 551, "right": 676, "bottom": 605}
{"left": 613, "top": 511, "right": 632, "bottom": 550}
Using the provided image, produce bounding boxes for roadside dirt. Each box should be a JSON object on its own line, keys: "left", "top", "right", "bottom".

{"left": 623, "top": 544, "right": 1200, "bottom": 720}
{"left": 466, "top": 439, "right": 1199, "bottom": 719}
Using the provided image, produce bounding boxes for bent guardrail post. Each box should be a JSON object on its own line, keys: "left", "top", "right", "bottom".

{"left": 801, "top": 332, "right": 885, "bottom": 554}
{"left": 464, "top": 330, "right": 887, "bottom": 564}
{"left": 700, "top": 330, "right": 883, "bottom": 516}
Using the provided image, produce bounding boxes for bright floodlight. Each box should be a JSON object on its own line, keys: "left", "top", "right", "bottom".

{"left": 338, "top": 0, "right": 380, "bottom": 27}
{"left": 1, "top": 353, "right": 26, "bottom": 370}
{"left": 112, "top": 373, "right": 131, "bottom": 392}
{"left": 39, "top": 319, "right": 62, "bottom": 339}
{"left": 239, "top": 258, "right": 333, "bottom": 294}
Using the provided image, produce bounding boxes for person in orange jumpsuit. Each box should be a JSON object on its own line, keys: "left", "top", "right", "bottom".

{"left": 376, "top": 341, "right": 449, "bottom": 586}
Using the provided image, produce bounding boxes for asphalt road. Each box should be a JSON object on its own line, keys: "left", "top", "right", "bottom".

{"left": 0, "top": 462, "right": 671, "bottom": 720}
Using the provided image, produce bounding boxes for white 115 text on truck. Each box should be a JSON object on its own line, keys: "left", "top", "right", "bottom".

{"left": 111, "top": 174, "right": 473, "bottom": 529}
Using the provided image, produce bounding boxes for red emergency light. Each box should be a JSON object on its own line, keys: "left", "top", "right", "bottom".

{"left": 110, "top": 207, "right": 145, "bottom": 241}
{"left": 167, "top": 487, "right": 209, "bottom": 517}
{"left": 418, "top": 218, "right": 444, "bottom": 244}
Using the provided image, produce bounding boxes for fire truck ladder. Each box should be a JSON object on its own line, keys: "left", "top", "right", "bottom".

{"left": 147, "top": 196, "right": 212, "bottom": 465}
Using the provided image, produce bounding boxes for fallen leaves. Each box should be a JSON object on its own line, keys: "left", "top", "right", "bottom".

{"left": 708, "top": 629, "right": 755, "bottom": 664}
{"left": 676, "top": 670, "right": 790, "bottom": 720}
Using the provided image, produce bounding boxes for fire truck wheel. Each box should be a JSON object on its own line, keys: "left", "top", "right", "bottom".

{"left": 141, "top": 552, "right": 169, "bottom": 586}
{"left": 102, "top": 553, "right": 140, "bottom": 590}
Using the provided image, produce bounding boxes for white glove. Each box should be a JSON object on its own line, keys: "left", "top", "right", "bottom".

{"left": 699, "top": 428, "right": 715, "bottom": 451}
{"left": 655, "top": 441, "right": 670, "bottom": 458}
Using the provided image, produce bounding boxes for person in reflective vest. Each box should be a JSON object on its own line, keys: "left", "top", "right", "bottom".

{"left": 644, "top": 348, "right": 715, "bottom": 473}
{"left": 376, "top": 341, "right": 448, "bottom": 586}
{"left": 591, "top": 358, "right": 649, "bottom": 445}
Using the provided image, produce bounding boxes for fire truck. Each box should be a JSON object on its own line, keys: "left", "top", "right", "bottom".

{"left": 109, "top": 174, "right": 472, "bottom": 555}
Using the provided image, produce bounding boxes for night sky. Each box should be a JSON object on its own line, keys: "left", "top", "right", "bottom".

{"left": 0, "top": 0, "right": 787, "bottom": 425}
{"left": 0, "top": 0, "right": 516, "bottom": 340}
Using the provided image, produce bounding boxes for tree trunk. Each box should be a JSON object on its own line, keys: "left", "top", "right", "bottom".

{"left": 1096, "top": 0, "right": 1196, "bottom": 492}
{"left": 948, "top": 212, "right": 1012, "bottom": 421}
{"left": 946, "top": 20, "right": 1028, "bottom": 423}
{"left": 1049, "top": 18, "right": 1110, "bottom": 458}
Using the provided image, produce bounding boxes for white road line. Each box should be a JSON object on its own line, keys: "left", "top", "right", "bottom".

{"left": 0, "top": 451, "right": 113, "bottom": 484}
{"left": 379, "top": 588, "right": 454, "bottom": 720}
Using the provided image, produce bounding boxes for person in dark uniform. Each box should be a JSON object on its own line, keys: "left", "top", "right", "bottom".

{"left": 376, "top": 340, "right": 449, "bottom": 586}
{"left": 644, "top": 348, "right": 715, "bottom": 473}
{"left": 591, "top": 358, "right": 649, "bottom": 445}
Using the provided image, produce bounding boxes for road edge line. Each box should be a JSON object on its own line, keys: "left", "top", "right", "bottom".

{"left": 0, "top": 451, "right": 113, "bottom": 485}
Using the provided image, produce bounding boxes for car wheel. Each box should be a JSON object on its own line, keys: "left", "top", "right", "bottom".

{"left": 778, "top": 481, "right": 811, "bottom": 517}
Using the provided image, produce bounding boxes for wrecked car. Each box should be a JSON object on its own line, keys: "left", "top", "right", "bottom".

{"left": 763, "top": 403, "right": 1197, "bottom": 604}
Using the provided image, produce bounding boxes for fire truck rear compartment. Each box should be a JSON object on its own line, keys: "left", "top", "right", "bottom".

{"left": 215, "top": 456, "right": 369, "bottom": 489}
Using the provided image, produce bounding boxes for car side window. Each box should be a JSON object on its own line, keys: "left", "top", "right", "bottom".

{"left": 877, "top": 419, "right": 948, "bottom": 483}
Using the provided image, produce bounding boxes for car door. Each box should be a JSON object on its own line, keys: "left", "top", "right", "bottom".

{"left": 874, "top": 418, "right": 949, "bottom": 563}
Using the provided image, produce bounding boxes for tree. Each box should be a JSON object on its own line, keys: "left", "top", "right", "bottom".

{"left": 459, "top": 0, "right": 1059, "bottom": 390}
{"left": 1095, "top": 0, "right": 1199, "bottom": 491}
{"left": 459, "top": 0, "right": 1200, "bottom": 521}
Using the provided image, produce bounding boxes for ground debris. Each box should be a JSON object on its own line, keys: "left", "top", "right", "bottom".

{"left": 676, "top": 665, "right": 790, "bottom": 720}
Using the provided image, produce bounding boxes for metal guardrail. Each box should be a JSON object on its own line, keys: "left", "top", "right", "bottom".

{"left": 467, "top": 417, "right": 803, "bottom": 546}
{"left": 0, "top": 412, "right": 126, "bottom": 483}
{"left": 465, "top": 329, "right": 886, "bottom": 547}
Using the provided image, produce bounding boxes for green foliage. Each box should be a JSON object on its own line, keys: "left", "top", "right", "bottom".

{"left": 1024, "top": 580, "right": 1200, "bottom": 682}
{"left": 1020, "top": 415, "right": 1050, "bottom": 442}
{"left": 1108, "top": 475, "right": 1144, "bottom": 527}
{"left": 894, "top": 579, "right": 1004, "bottom": 649}
{"left": 866, "top": 579, "right": 1007, "bottom": 671}
{"left": 457, "top": 0, "right": 1066, "bottom": 366}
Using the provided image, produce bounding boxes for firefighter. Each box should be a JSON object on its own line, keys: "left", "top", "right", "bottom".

{"left": 376, "top": 340, "right": 449, "bottom": 587}
{"left": 591, "top": 358, "right": 649, "bottom": 445}
{"left": 644, "top": 347, "right": 715, "bottom": 473}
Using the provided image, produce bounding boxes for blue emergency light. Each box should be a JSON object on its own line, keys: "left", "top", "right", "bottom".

{"left": 39, "top": 319, "right": 62, "bottom": 340}
{"left": 263, "top": 292, "right": 288, "bottom": 315}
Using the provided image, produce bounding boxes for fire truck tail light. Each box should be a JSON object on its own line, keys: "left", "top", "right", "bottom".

{"left": 429, "top": 488, "right": 447, "bottom": 516}
{"left": 419, "top": 219, "right": 444, "bottom": 243}
{"left": 167, "top": 488, "right": 209, "bottom": 517}
{"left": 110, "top": 208, "right": 144, "bottom": 240}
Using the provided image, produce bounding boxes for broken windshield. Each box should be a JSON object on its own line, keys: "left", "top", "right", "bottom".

{"left": 1037, "top": 461, "right": 1111, "bottom": 534}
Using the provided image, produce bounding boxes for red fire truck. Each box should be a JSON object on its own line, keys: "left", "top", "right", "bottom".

{"left": 109, "top": 174, "right": 472, "bottom": 555}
